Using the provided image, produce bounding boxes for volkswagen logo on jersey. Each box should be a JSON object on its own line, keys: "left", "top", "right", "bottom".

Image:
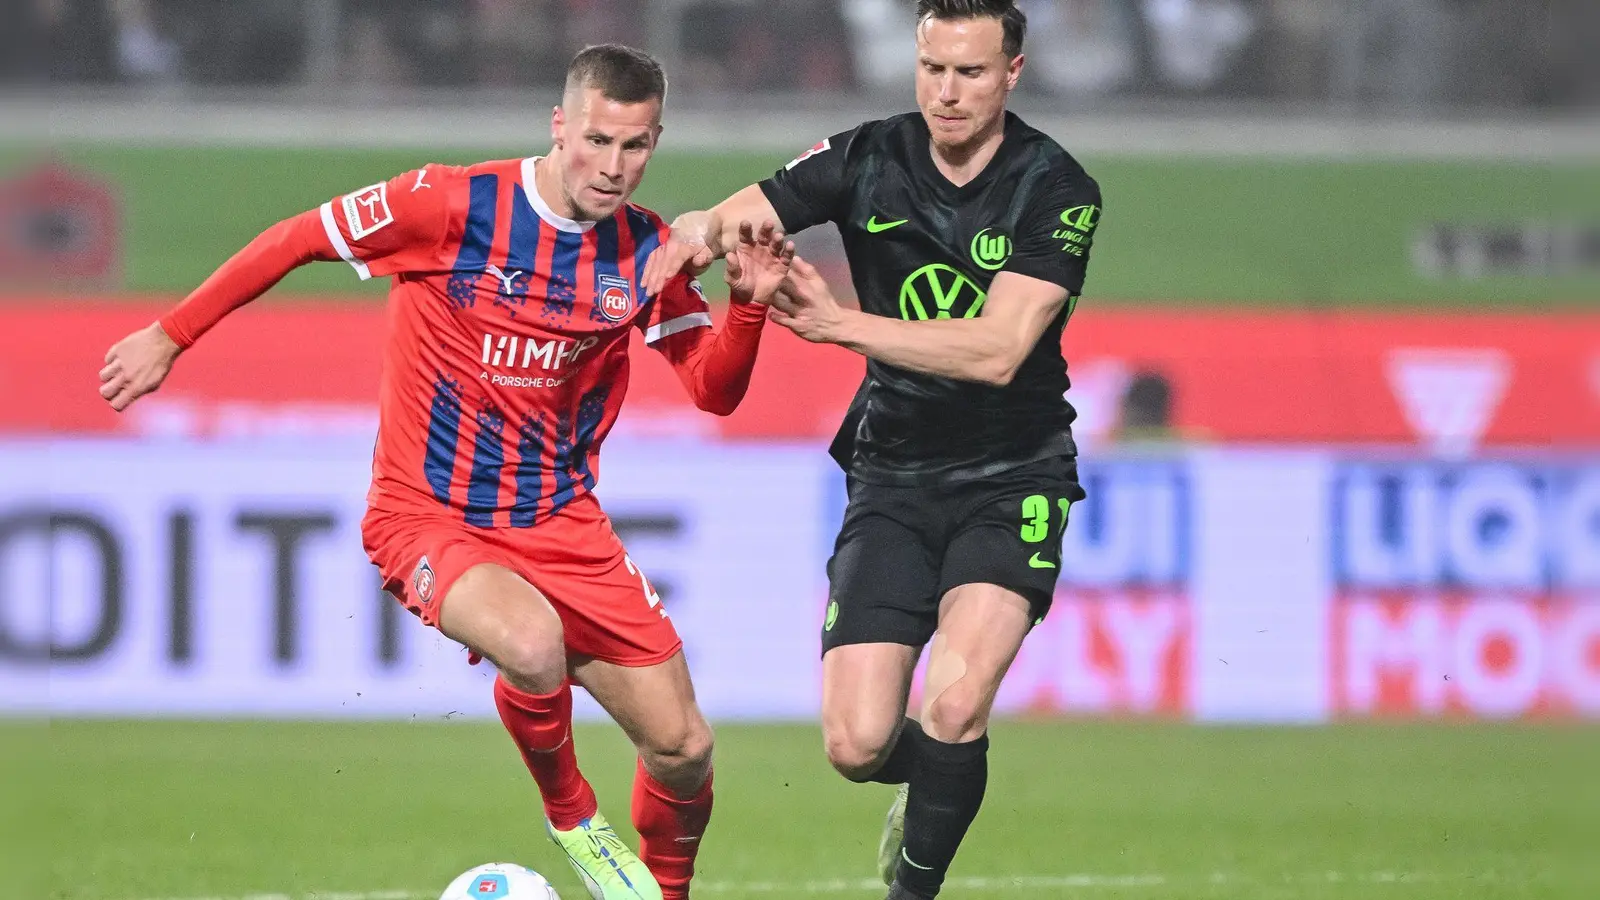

{"left": 596, "top": 274, "right": 634, "bottom": 322}
{"left": 899, "top": 263, "right": 986, "bottom": 320}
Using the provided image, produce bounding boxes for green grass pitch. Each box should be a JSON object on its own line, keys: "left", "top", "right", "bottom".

{"left": 4, "top": 146, "right": 1592, "bottom": 306}
{"left": 9, "top": 719, "right": 1595, "bottom": 899}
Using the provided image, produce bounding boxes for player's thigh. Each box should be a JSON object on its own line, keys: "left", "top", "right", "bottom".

{"left": 438, "top": 562, "right": 565, "bottom": 677}
{"left": 936, "top": 456, "right": 1084, "bottom": 631}
{"left": 821, "top": 641, "right": 920, "bottom": 771}
{"left": 922, "top": 459, "right": 1084, "bottom": 741}
{"left": 569, "top": 651, "right": 711, "bottom": 766}
{"left": 918, "top": 583, "right": 1033, "bottom": 742}
{"left": 824, "top": 482, "right": 944, "bottom": 655}
{"left": 364, "top": 513, "right": 565, "bottom": 685}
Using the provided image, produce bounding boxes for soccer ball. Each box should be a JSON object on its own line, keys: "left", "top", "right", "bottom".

{"left": 440, "top": 863, "right": 561, "bottom": 900}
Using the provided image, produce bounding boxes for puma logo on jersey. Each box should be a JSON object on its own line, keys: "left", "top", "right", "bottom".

{"left": 412, "top": 167, "right": 432, "bottom": 191}
{"left": 485, "top": 264, "right": 524, "bottom": 296}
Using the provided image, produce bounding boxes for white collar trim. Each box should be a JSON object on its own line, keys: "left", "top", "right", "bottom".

{"left": 522, "top": 157, "right": 594, "bottom": 233}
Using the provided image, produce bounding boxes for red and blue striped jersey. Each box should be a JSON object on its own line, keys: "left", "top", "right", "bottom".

{"left": 316, "top": 157, "right": 712, "bottom": 527}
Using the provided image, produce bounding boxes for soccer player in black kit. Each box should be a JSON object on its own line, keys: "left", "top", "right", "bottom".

{"left": 642, "top": 2, "right": 1101, "bottom": 897}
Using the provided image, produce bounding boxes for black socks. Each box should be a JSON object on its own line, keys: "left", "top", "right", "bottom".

{"left": 893, "top": 730, "right": 989, "bottom": 898}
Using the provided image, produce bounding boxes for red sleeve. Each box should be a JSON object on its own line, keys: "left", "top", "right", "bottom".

{"left": 158, "top": 209, "right": 335, "bottom": 348}
{"left": 639, "top": 273, "right": 714, "bottom": 344}
{"left": 653, "top": 289, "right": 768, "bottom": 417}
{"left": 317, "top": 166, "right": 453, "bottom": 280}
{"left": 157, "top": 167, "right": 453, "bottom": 349}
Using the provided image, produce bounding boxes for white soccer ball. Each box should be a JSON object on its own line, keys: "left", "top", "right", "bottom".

{"left": 439, "top": 863, "right": 561, "bottom": 900}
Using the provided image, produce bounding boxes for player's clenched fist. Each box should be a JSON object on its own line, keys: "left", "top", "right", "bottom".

{"left": 722, "top": 219, "right": 795, "bottom": 307}
{"left": 99, "top": 322, "right": 181, "bottom": 412}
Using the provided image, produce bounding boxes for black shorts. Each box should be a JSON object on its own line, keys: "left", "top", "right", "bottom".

{"left": 822, "top": 456, "right": 1086, "bottom": 653}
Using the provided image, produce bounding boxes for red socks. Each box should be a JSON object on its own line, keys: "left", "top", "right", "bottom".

{"left": 496, "top": 674, "right": 713, "bottom": 898}
{"left": 492, "top": 675, "right": 598, "bottom": 830}
{"left": 631, "top": 759, "right": 714, "bottom": 900}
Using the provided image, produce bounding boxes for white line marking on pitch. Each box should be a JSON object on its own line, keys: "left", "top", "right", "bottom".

{"left": 128, "top": 871, "right": 1482, "bottom": 900}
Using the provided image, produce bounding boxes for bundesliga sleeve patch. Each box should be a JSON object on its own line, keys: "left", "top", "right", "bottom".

{"left": 342, "top": 181, "right": 394, "bottom": 239}
{"left": 785, "top": 138, "right": 831, "bottom": 170}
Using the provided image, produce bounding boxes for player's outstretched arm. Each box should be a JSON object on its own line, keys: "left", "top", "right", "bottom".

{"left": 640, "top": 185, "right": 782, "bottom": 298}
{"left": 100, "top": 167, "right": 449, "bottom": 412}
{"left": 770, "top": 258, "right": 1069, "bottom": 387}
{"left": 98, "top": 209, "right": 337, "bottom": 411}
{"left": 653, "top": 220, "right": 793, "bottom": 416}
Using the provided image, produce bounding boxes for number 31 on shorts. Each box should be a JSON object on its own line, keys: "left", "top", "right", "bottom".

{"left": 1020, "top": 494, "right": 1073, "bottom": 543}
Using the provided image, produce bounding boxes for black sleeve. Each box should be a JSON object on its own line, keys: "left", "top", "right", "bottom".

{"left": 1003, "top": 165, "right": 1102, "bottom": 295}
{"left": 757, "top": 126, "right": 861, "bottom": 233}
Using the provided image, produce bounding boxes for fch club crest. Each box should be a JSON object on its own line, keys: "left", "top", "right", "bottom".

{"left": 412, "top": 556, "right": 436, "bottom": 604}
{"left": 596, "top": 274, "right": 634, "bottom": 322}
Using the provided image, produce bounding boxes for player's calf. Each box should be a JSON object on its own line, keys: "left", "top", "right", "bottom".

{"left": 632, "top": 756, "right": 712, "bottom": 900}
{"left": 570, "top": 653, "right": 715, "bottom": 900}
{"left": 631, "top": 712, "right": 716, "bottom": 899}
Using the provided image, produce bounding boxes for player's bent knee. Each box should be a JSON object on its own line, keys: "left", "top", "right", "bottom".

{"left": 639, "top": 715, "right": 715, "bottom": 792}
{"left": 823, "top": 724, "right": 894, "bottom": 781}
{"left": 642, "top": 713, "right": 714, "bottom": 769}
{"left": 922, "top": 678, "right": 990, "bottom": 744}
{"left": 672, "top": 719, "right": 716, "bottom": 770}
{"left": 493, "top": 631, "right": 566, "bottom": 693}
{"left": 441, "top": 565, "right": 566, "bottom": 693}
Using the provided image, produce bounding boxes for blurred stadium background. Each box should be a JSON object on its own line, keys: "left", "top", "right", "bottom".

{"left": 3, "top": 2, "right": 1597, "bottom": 899}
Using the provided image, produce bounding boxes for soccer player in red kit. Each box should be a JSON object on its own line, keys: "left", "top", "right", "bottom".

{"left": 97, "top": 45, "right": 794, "bottom": 900}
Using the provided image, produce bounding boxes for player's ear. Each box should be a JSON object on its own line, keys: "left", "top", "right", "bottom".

{"left": 550, "top": 105, "right": 565, "bottom": 148}
{"left": 1006, "top": 53, "right": 1025, "bottom": 91}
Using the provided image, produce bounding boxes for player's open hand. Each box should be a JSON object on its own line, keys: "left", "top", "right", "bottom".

{"left": 723, "top": 219, "right": 795, "bottom": 306}
{"left": 641, "top": 212, "right": 716, "bottom": 299}
{"left": 769, "top": 255, "right": 847, "bottom": 344}
{"left": 99, "top": 322, "right": 181, "bottom": 412}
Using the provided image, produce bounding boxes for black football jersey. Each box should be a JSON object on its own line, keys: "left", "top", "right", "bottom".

{"left": 759, "top": 111, "right": 1102, "bottom": 485}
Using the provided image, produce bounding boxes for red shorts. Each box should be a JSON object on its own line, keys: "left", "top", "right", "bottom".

{"left": 362, "top": 494, "right": 682, "bottom": 667}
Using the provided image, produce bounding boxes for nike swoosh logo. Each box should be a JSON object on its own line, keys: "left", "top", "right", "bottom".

{"left": 901, "top": 848, "right": 935, "bottom": 871}
{"left": 866, "top": 216, "right": 908, "bottom": 233}
{"left": 1028, "top": 552, "right": 1057, "bottom": 570}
